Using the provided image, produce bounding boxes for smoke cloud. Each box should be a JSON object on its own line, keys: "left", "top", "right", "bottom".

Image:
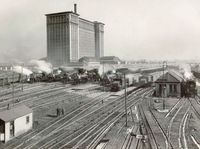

{"left": 180, "top": 64, "right": 193, "bottom": 79}
{"left": 98, "top": 64, "right": 116, "bottom": 76}
{"left": 30, "top": 60, "right": 52, "bottom": 74}
{"left": 196, "top": 81, "right": 200, "bottom": 86}
{"left": 13, "top": 65, "right": 32, "bottom": 76}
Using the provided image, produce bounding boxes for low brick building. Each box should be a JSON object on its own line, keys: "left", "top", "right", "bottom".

{"left": 155, "top": 71, "right": 184, "bottom": 97}
{"left": 0, "top": 105, "right": 33, "bottom": 142}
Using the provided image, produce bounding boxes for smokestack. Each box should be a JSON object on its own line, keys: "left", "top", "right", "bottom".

{"left": 74, "top": 4, "right": 77, "bottom": 14}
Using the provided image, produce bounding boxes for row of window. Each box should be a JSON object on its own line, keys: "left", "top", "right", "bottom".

{"left": 169, "top": 84, "right": 177, "bottom": 93}
{"left": 47, "top": 16, "right": 67, "bottom": 24}
{"left": 159, "top": 84, "right": 177, "bottom": 93}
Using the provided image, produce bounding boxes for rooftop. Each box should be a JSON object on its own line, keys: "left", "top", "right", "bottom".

{"left": 79, "top": 57, "right": 100, "bottom": 62}
{"left": 0, "top": 105, "right": 32, "bottom": 122}
{"left": 155, "top": 70, "right": 185, "bottom": 83}
{"left": 45, "top": 11, "right": 79, "bottom": 16}
{"left": 45, "top": 11, "right": 104, "bottom": 25}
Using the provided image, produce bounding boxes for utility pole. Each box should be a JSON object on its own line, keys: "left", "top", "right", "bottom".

{"left": 12, "top": 66, "right": 14, "bottom": 99}
{"left": 162, "top": 61, "right": 167, "bottom": 110}
{"left": 103, "top": 62, "right": 105, "bottom": 92}
{"left": 124, "top": 73, "right": 128, "bottom": 127}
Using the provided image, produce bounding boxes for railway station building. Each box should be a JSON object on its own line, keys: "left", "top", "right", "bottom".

{"left": 155, "top": 71, "right": 184, "bottom": 97}
{"left": 0, "top": 105, "right": 33, "bottom": 142}
{"left": 46, "top": 4, "right": 104, "bottom": 66}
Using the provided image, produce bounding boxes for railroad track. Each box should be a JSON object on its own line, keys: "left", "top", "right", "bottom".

{"left": 81, "top": 91, "right": 150, "bottom": 149}
{"left": 189, "top": 96, "right": 200, "bottom": 119}
{"left": 167, "top": 99, "right": 191, "bottom": 149}
{"left": 38, "top": 93, "right": 145, "bottom": 149}
{"left": 2, "top": 86, "right": 151, "bottom": 149}
{"left": 134, "top": 91, "right": 171, "bottom": 149}
{"left": 4, "top": 91, "right": 112, "bottom": 149}
{"left": 0, "top": 83, "right": 65, "bottom": 103}
{"left": 12, "top": 88, "right": 151, "bottom": 149}
{"left": 20, "top": 96, "right": 125, "bottom": 149}
{"left": 0, "top": 82, "right": 61, "bottom": 99}
{"left": 3, "top": 92, "right": 90, "bottom": 148}
{"left": 117, "top": 89, "right": 154, "bottom": 149}
{"left": 120, "top": 124, "right": 139, "bottom": 149}
{"left": 102, "top": 120, "right": 127, "bottom": 149}
{"left": 138, "top": 102, "right": 166, "bottom": 149}
{"left": 70, "top": 88, "right": 150, "bottom": 149}
{"left": 164, "top": 98, "right": 183, "bottom": 118}
{"left": 0, "top": 85, "right": 69, "bottom": 111}
{"left": 188, "top": 97, "right": 200, "bottom": 148}
{"left": 149, "top": 109, "right": 174, "bottom": 149}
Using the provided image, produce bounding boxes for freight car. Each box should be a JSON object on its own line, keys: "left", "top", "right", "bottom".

{"left": 101, "top": 70, "right": 155, "bottom": 92}
{"left": 109, "top": 72, "right": 153, "bottom": 92}
{"left": 0, "top": 71, "right": 28, "bottom": 86}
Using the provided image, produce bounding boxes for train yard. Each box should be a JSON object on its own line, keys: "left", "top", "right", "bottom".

{"left": 0, "top": 65, "right": 200, "bottom": 149}
{"left": 0, "top": 82, "right": 197, "bottom": 149}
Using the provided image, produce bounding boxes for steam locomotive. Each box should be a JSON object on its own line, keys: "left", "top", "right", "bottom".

{"left": 181, "top": 80, "right": 197, "bottom": 98}
{"left": 28, "top": 68, "right": 101, "bottom": 84}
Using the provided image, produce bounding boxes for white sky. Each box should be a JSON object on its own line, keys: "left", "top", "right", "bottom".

{"left": 1, "top": 0, "right": 200, "bottom": 62}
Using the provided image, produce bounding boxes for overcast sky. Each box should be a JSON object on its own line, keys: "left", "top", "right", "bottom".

{"left": 1, "top": 0, "right": 200, "bottom": 63}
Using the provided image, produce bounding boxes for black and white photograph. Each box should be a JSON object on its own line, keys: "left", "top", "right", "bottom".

{"left": 0, "top": 0, "right": 200, "bottom": 148}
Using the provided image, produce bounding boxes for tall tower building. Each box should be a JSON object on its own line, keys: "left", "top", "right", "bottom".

{"left": 46, "top": 4, "right": 104, "bottom": 66}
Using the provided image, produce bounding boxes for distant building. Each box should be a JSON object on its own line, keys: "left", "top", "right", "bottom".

{"left": 46, "top": 4, "right": 104, "bottom": 66}
{"left": 100, "top": 56, "right": 121, "bottom": 65}
{"left": 0, "top": 63, "right": 13, "bottom": 71}
{"left": 155, "top": 71, "right": 184, "bottom": 97}
{"left": 0, "top": 105, "right": 32, "bottom": 142}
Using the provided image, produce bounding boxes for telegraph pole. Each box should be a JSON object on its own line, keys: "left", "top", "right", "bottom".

{"left": 12, "top": 66, "right": 14, "bottom": 99}
{"left": 162, "top": 61, "right": 167, "bottom": 110}
{"left": 103, "top": 62, "right": 105, "bottom": 92}
{"left": 124, "top": 73, "right": 128, "bottom": 127}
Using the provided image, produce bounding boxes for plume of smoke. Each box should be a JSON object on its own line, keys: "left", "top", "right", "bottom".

{"left": 180, "top": 64, "right": 193, "bottom": 79}
{"left": 196, "top": 81, "right": 200, "bottom": 86}
{"left": 13, "top": 66, "right": 32, "bottom": 76}
{"left": 98, "top": 64, "right": 116, "bottom": 76}
{"left": 59, "top": 67, "right": 74, "bottom": 72}
{"left": 57, "top": 69, "right": 62, "bottom": 74}
{"left": 53, "top": 69, "right": 62, "bottom": 75}
{"left": 30, "top": 60, "right": 52, "bottom": 74}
